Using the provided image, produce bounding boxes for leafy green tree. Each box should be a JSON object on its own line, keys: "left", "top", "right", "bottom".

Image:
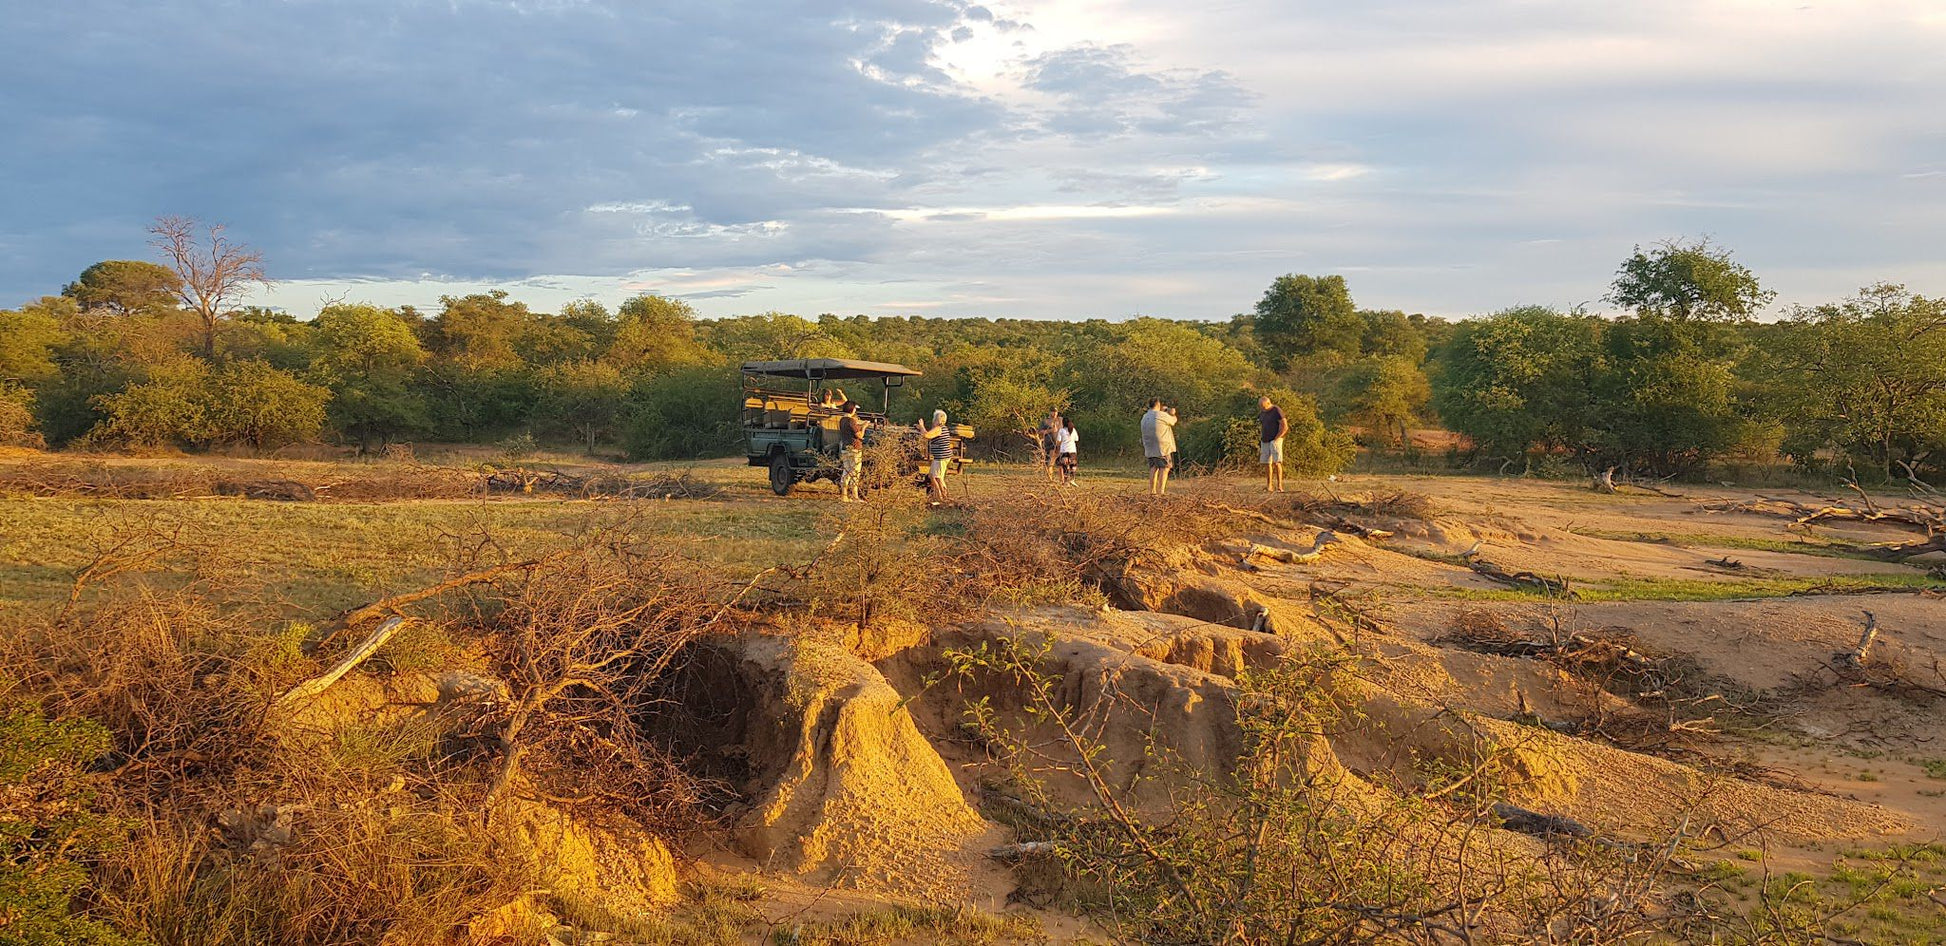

{"left": 698, "top": 313, "right": 852, "bottom": 362}
{"left": 225, "top": 307, "right": 315, "bottom": 370}
{"left": 86, "top": 359, "right": 326, "bottom": 450}
{"left": 1064, "top": 319, "right": 1253, "bottom": 454}
{"left": 0, "top": 699, "right": 141, "bottom": 946}
{"left": 62, "top": 259, "right": 183, "bottom": 316}
{"left": 1332, "top": 355, "right": 1431, "bottom": 446}
{"left": 932, "top": 345, "right": 1068, "bottom": 452}
{"left": 0, "top": 301, "right": 66, "bottom": 385}
{"left": 0, "top": 383, "right": 44, "bottom": 448}
{"left": 1254, "top": 274, "right": 1362, "bottom": 364}
{"left": 1608, "top": 238, "right": 1775, "bottom": 322}
{"left": 1177, "top": 386, "right": 1354, "bottom": 476}
{"left": 558, "top": 299, "right": 620, "bottom": 354}
{"left": 533, "top": 359, "right": 630, "bottom": 452}
{"left": 1355, "top": 309, "right": 1430, "bottom": 362}
{"left": 427, "top": 291, "right": 530, "bottom": 371}
{"left": 310, "top": 304, "right": 430, "bottom": 452}
{"left": 623, "top": 366, "right": 743, "bottom": 460}
{"left": 205, "top": 359, "right": 330, "bottom": 449}
{"left": 606, "top": 295, "right": 713, "bottom": 373}
{"left": 1590, "top": 314, "right": 1742, "bottom": 473}
{"left": 85, "top": 359, "right": 214, "bottom": 448}
{"left": 1432, "top": 306, "right": 1604, "bottom": 462}
{"left": 1760, "top": 284, "right": 1946, "bottom": 477}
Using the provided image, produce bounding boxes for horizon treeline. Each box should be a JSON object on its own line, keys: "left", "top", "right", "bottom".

{"left": 1, "top": 232, "right": 1942, "bottom": 482}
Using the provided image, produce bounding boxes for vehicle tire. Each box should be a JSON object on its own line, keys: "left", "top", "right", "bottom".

{"left": 769, "top": 453, "right": 794, "bottom": 496}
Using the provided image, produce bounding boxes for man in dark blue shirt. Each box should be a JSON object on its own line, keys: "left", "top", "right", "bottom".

{"left": 1258, "top": 395, "right": 1288, "bottom": 493}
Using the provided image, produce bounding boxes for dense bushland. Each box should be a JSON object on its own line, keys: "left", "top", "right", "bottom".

{"left": 4, "top": 225, "right": 1944, "bottom": 482}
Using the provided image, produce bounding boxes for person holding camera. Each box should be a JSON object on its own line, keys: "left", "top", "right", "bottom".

{"left": 1140, "top": 398, "right": 1178, "bottom": 496}
{"left": 915, "top": 409, "right": 952, "bottom": 503}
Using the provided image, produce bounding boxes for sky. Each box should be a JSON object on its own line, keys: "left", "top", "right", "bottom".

{"left": 2, "top": 0, "right": 1942, "bottom": 321}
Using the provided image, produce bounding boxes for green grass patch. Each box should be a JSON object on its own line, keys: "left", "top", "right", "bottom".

{"left": 1569, "top": 528, "right": 1884, "bottom": 561}
{"left": 772, "top": 905, "right": 1044, "bottom": 945}
{"left": 1443, "top": 572, "right": 1946, "bottom": 603}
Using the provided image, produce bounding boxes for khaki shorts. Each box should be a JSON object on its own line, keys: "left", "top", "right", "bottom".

{"left": 840, "top": 448, "right": 862, "bottom": 478}
{"left": 1260, "top": 438, "right": 1284, "bottom": 464}
{"left": 929, "top": 457, "right": 949, "bottom": 479}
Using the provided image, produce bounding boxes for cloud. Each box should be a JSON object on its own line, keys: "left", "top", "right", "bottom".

{"left": 0, "top": 0, "right": 1942, "bottom": 320}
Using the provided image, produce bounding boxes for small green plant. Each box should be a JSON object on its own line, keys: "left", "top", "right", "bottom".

{"left": 0, "top": 697, "right": 142, "bottom": 945}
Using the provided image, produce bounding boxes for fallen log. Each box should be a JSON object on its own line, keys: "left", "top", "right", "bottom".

{"left": 1244, "top": 531, "right": 1341, "bottom": 565}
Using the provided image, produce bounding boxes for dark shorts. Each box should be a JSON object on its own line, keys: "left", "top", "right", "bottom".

{"left": 1058, "top": 453, "right": 1077, "bottom": 471}
{"left": 1147, "top": 455, "right": 1172, "bottom": 470}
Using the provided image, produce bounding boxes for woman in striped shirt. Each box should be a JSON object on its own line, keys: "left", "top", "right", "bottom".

{"left": 915, "top": 409, "right": 952, "bottom": 503}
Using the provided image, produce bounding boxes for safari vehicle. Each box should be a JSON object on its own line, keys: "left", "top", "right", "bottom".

{"left": 741, "top": 358, "right": 971, "bottom": 496}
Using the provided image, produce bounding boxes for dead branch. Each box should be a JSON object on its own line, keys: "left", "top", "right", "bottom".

{"left": 1243, "top": 531, "right": 1340, "bottom": 566}
{"left": 1835, "top": 611, "right": 1880, "bottom": 671}
{"left": 276, "top": 617, "right": 410, "bottom": 706}
{"left": 1458, "top": 545, "right": 1574, "bottom": 597}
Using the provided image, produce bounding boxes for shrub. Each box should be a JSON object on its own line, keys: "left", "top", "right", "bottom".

{"left": 84, "top": 359, "right": 327, "bottom": 451}
{"left": 0, "top": 383, "right": 46, "bottom": 449}
{"left": 1178, "top": 388, "right": 1354, "bottom": 477}
{"left": 623, "top": 366, "right": 742, "bottom": 461}
{"left": 0, "top": 697, "right": 140, "bottom": 945}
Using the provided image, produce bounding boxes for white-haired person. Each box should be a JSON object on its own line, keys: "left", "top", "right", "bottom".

{"left": 914, "top": 408, "right": 953, "bottom": 503}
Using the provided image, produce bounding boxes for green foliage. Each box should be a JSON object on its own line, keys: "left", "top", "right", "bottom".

{"left": 1178, "top": 387, "right": 1354, "bottom": 477}
{"left": 1254, "top": 273, "right": 1362, "bottom": 364}
{"left": 62, "top": 260, "right": 183, "bottom": 317}
{"left": 0, "top": 383, "right": 48, "bottom": 449}
{"left": 1331, "top": 355, "right": 1430, "bottom": 445}
{"left": 0, "top": 699, "right": 141, "bottom": 946}
{"left": 698, "top": 312, "right": 851, "bottom": 362}
{"left": 1589, "top": 313, "right": 1745, "bottom": 474}
{"left": 86, "top": 359, "right": 327, "bottom": 450}
{"left": 204, "top": 360, "right": 331, "bottom": 450}
{"left": 623, "top": 366, "right": 744, "bottom": 460}
{"left": 308, "top": 304, "right": 429, "bottom": 451}
{"left": 607, "top": 295, "right": 713, "bottom": 373}
{"left": 425, "top": 291, "right": 531, "bottom": 371}
{"left": 1609, "top": 238, "right": 1775, "bottom": 321}
{"left": 1756, "top": 284, "right": 1946, "bottom": 477}
{"left": 1065, "top": 319, "right": 1253, "bottom": 455}
{"left": 0, "top": 302, "right": 67, "bottom": 386}
{"left": 933, "top": 345, "right": 1067, "bottom": 451}
{"left": 533, "top": 359, "right": 630, "bottom": 452}
{"left": 1432, "top": 306, "right": 1603, "bottom": 461}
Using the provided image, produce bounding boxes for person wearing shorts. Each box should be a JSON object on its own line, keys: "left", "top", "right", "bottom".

{"left": 1140, "top": 398, "right": 1178, "bottom": 496}
{"left": 916, "top": 409, "right": 952, "bottom": 503}
{"left": 838, "top": 402, "right": 868, "bottom": 502}
{"left": 1039, "top": 410, "right": 1062, "bottom": 481}
{"left": 1054, "top": 417, "right": 1079, "bottom": 486}
{"left": 1258, "top": 395, "right": 1288, "bottom": 493}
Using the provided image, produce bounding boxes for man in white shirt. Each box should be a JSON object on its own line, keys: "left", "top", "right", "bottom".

{"left": 1140, "top": 398, "right": 1177, "bottom": 496}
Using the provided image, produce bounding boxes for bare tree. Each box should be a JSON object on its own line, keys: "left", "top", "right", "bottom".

{"left": 148, "top": 216, "right": 270, "bottom": 358}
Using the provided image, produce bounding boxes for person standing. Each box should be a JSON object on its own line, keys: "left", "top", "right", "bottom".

{"left": 1258, "top": 395, "right": 1288, "bottom": 493}
{"left": 916, "top": 409, "right": 952, "bottom": 503}
{"left": 1140, "top": 399, "right": 1178, "bottom": 496}
{"left": 1054, "top": 417, "right": 1079, "bottom": 486}
{"left": 1039, "top": 410, "right": 1063, "bottom": 481}
{"left": 838, "top": 402, "right": 869, "bottom": 503}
